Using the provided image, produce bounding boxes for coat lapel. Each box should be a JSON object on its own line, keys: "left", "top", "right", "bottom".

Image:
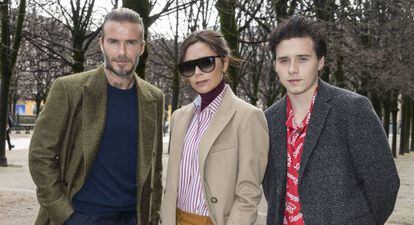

{"left": 169, "top": 105, "right": 195, "bottom": 194}
{"left": 270, "top": 97, "right": 288, "bottom": 202}
{"left": 198, "top": 88, "right": 236, "bottom": 178}
{"left": 136, "top": 76, "right": 157, "bottom": 189}
{"left": 299, "top": 80, "right": 332, "bottom": 182}
{"left": 272, "top": 97, "right": 287, "bottom": 190}
{"left": 82, "top": 66, "right": 107, "bottom": 173}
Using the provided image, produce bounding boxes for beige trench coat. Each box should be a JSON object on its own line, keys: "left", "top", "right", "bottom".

{"left": 160, "top": 87, "right": 269, "bottom": 225}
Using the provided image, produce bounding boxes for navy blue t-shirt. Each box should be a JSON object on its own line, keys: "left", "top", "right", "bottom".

{"left": 73, "top": 83, "right": 138, "bottom": 215}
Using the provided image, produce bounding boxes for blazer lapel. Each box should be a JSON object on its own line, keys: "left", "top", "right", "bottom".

{"left": 299, "top": 80, "right": 332, "bottom": 183}
{"left": 136, "top": 76, "right": 157, "bottom": 190}
{"left": 198, "top": 88, "right": 236, "bottom": 178}
{"left": 82, "top": 65, "right": 107, "bottom": 173}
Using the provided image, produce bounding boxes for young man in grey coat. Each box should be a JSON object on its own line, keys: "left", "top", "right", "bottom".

{"left": 263, "top": 15, "right": 400, "bottom": 225}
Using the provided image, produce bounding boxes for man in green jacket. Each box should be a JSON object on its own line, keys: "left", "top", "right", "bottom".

{"left": 29, "top": 8, "right": 164, "bottom": 225}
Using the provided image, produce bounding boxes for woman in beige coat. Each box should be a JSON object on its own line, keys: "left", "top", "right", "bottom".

{"left": 160, "top": 30, "right": 269, "bottom": 225}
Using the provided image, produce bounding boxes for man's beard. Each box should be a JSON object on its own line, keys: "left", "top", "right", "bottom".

{"left": 103, "top": 53, "right": 140, "bottom": 78}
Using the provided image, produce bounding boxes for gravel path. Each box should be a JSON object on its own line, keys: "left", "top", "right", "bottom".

{"left": 0, "top": 134, "right": 412, "bottom": 225}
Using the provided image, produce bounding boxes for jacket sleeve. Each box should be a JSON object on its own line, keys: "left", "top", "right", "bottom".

{"left": 349, "top": 96, "right": 400, "bottom": 224}
{"left": 227, "top": 109, "right": 269, "bottom": 225}
{"left": 28, "top": 78, "right": 74, "bottom": 225}
{"left": 151, "top": 91, "right": 165, "bottom": 225}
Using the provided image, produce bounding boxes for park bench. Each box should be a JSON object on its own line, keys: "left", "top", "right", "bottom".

{"left": 11, "top": 115, "right": 37, "bottom": 134}
{"left": 14, "top": 123, "right": 35, "bottom": 134}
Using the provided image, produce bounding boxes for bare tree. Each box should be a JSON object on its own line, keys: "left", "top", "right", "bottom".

{"left": 145, "top": 0, "right": 212, "bottom": 112}
{"left": 0, "top": 0, "right": 26, "bottom": 166}
{"left": 26, "top": 0, "right": 105, "bottom": 73}
{"left": 123, "top": 0, "right": 197, "bottom": 79}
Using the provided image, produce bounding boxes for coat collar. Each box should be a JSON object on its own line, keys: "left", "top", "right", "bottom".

{"left": 168, "top": 87, "right": 237, "bottom": 194}
{"left": 82, "top": 65, "right": 156, "bottom": 102}
{"left": 269, "top": 79, "right": 333, "bottom": 187}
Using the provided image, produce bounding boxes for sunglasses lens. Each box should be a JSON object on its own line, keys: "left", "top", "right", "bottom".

{"left": 178, "top": 62, "right": 195, "bottom": 77}
{"left": 198, "top": 57, "right": 215, "bottom": 73}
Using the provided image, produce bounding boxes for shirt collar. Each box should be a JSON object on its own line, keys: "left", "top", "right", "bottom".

{"left": 285, "top": 87, "right": 319, "bottom": 130}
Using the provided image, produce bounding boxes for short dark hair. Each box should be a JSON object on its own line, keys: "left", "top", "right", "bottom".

{"left": 101, "top": 7, "right": 145, "bottom": 40}
{"left": 268, "top": 15, "right": 327, "bottom": 60}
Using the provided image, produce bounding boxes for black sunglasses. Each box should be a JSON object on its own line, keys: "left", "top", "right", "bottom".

{"left": 177, "top": 56, "right": 221, "bottom": 77}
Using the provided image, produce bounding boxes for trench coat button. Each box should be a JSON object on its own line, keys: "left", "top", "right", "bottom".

{"left": 62, "top": 181, "right": 68, "bottom": 186}
{"left": 210, "top": 197, "right": 218, "bottom": 204}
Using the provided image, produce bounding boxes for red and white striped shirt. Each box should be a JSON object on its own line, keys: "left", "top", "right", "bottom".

{"left": 177, "top": 85, "right": 228, "bottom": 216}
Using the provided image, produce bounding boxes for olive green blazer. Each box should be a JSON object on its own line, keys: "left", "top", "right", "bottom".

{"left": 29, "top": 65, "right": 164, "bottom": 225}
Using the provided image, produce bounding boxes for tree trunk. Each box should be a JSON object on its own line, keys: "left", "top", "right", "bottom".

{"left": 404, "top": 99, "right": 411, "bottom": 153}
{"left": 0, "top": 0, "right": 26, "bottom": 166}
{"left": 265, "top": 70, "right": 279, "bottom": 108}
{"left": 248, "top": 52, "right": 263, "bottom": 106}
{"left": 382, "top": 91, "right": 391, "bottom": 137}
{"left": 35, "top": 93, "right": 43, "bottom": 116}
{"left": 371, "top": 91, "right": 383, "bottom": 122}
{"left": 72, "top": 46, "right": 86, "bottom": 73}
{"left": 171, "top": 0, "right": 180, "bottom": 113}
{"left": 12, "top": 94, "right": 19, "bottom": 117}
{"left": 391, "top": 94, "right": 398, "bottom": 158}
{"left": 411, "top": 99, "right": 414, "bottom": 152}
{"left": 358, "top": 76, "right": 368, "bottom": 97}
{"left": 272, "top": 0, "right": 288, "bottom": 23}
{"left": 333, "top": 58, "right": 344, "bottom": 88}
{"left": 270, "top": 0, "right": 297, "bottom": 23}
{"left": 216, "top": 0, "right": 240, "bottom": 93}
{"left": 320, "top": 67, "right": 329, "bottom": 84}
{"left": 313, "top": 0, "right": 335, "bottom": 85}
{"left": 314, "top": 0, "right": 336, "bottom": 22}
{"left": 399, "top": 95, "right": 408, "bottom": 155}
{"left": 250, "top": 80, "right": 259, "bottom": 106}
{"left": 123, "top": 0, "right": 150, "bottom": 79}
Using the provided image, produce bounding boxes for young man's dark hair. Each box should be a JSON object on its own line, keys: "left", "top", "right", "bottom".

{"left": 268, "top": 15, "right": 327, "bottom": 60}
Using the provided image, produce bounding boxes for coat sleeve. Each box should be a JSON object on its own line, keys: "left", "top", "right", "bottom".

{"left": 348, "top": 96, "right": 400, "bottom": 224}
{"left": 150, "top": 91, "right": 165, "bottom": 225}
{"left": 227, "top": 109, "right": 269, "bottom": 225}
{"left": 28, "top": 78, "right": 74, "bottom": 225}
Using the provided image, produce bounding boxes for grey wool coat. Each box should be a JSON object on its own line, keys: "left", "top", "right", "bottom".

{"left": 29, "top": 65, "right": 164, "bottom": 225}
{"left": 263, "top": 80, "right": 400, "bottom": 225}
